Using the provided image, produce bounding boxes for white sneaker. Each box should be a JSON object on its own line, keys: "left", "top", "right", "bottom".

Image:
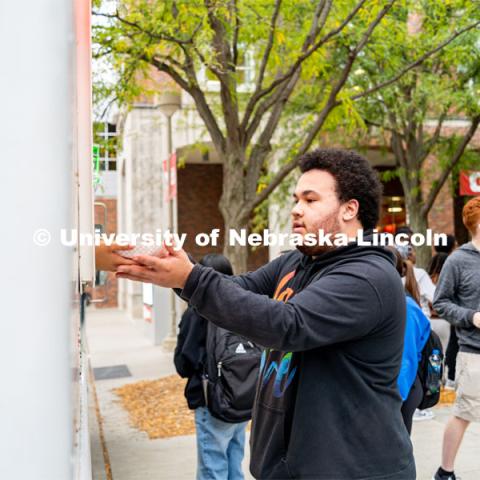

{"left": 444, "top": 379, "right": 456, "bottom": 391}
{"left": 413, "top": 408, "right": 435, "bottom": 421}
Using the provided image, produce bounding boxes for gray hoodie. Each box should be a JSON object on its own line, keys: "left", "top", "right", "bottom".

{"left": 433, "top": 242, "right": 480, "bottom": 353}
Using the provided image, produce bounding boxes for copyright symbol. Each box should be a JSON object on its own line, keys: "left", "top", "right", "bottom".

{"left": 33, "top": 229, "right": 51, "bottom": 247}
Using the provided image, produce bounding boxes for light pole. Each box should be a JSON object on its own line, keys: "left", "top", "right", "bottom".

{"left": 156, "top": 92, "right": 181, "bottom": 351}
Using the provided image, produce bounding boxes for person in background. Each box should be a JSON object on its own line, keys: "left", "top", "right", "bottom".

{"left": 391, "top": 248, "right": 431, "bottom": 435}
{"left": 429, "top": 252, "right": 457, "bottom": 390}
{"left": 396, "top": 243, "right": 437, "bottom": 421}
{"left": 434, "top": 234, "right": 457, "bottom": 255}
{"left": 396, "top": 225, "right": 413, "bottom": 237}
{"left": 174, "top": 254, "right": 249, "bottom": 480}
{"left": 433, "top": 236, "right": 459, "bottom": 390}
{"left": 396, "top": 243, "right": 436, "bottom": 320}
{"left": 432, "top": 198, "right": 480, "bottom": 480}
{"left": 428, "top": 253, "right": 451, "bottom": 351}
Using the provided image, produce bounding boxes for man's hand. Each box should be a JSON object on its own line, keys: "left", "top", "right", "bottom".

{"left": 95, "top": 242, "right": 135, "bottom": 272}
{"left": 116, "top": 243, "right": 194, "bottom": 289}
{"left": 473, "top": 312, "right": 480, "bottom": 329}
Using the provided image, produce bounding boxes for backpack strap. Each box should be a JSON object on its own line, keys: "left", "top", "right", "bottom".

{"left": 202, "top": 320, "right": 214, "bottom": 406}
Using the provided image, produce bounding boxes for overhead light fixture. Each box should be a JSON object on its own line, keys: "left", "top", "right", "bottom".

{"left": 388, "top": 207, "right": 403, "bottom": 213}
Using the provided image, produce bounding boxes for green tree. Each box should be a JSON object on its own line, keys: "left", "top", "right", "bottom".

{"left": 94, "top": 0, "right": 480, "bottom": 271}
{"left": 351, "top": 1, "right": 480, "bottom": 266}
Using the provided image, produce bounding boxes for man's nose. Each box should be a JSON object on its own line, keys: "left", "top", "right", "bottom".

{"left": 291, "top": 202, "right": 303, "bottom": 217}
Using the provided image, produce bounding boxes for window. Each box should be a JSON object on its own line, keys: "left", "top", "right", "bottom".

{"left": 93, "top": 121, "right": 117, "bottom": 171}
{"left": 198, "top": 45, "right": 255, "bottom": 92}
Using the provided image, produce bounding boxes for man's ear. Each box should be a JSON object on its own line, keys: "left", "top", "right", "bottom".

{"left": 341, "top": 199, "right": 360, "bottom": 222}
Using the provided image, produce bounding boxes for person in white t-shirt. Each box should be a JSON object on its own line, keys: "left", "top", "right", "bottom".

{"left": 395, "top": 244, "right": 435, "bottom": 319}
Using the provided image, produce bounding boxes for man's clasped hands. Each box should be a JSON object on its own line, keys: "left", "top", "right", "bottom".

{"left": 95, "top": 241, "right": 194, "bottom": 289}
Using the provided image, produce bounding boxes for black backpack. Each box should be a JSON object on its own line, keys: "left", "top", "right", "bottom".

{"left": 417, "top": 330, "right": 444, "bottom": 410}
{"left": 203, "top": 323, "right": 262, "bottom": 423}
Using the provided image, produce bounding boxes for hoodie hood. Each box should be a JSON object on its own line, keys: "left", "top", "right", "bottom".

{"left": 459, "top": 241, "right": 480, "bottom": 254}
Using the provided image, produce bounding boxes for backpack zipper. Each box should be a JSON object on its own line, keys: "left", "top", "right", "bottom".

{"left": 217, "top": 361, "right": 222, "bottom": 377}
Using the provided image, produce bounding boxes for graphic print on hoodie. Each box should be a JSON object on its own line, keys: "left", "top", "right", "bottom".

{"left": 253, "top": 268, "right": 301, "bottom": 478}
{"left": 250, "top": 254, "right": 362, "bottom": 478}
{"left": 260, "top": 270, "right": 297, "bottom": 401}
{"left": 254, "top": 264, "right": 315, "bottom": 478}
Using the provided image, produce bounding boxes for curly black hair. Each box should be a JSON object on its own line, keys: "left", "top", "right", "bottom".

{"left": 299, "top": 148, "right": 382, "bottom": 230}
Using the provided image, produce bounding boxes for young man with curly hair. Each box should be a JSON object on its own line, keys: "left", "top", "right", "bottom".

{"left": 433, "top": 197, "right": 480, "bottom": 480}
{"left": 117, "top": 149, "right": 415, "bottom": 479}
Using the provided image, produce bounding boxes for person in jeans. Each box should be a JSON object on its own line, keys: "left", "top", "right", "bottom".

{"left": 433, "top": 197, "right": 480, "bottom": 480}
{"left": 174, "top": 254, "right": 248, "bottom": 480}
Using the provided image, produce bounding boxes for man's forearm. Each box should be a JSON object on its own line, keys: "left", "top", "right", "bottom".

{"left": 433, "top": 298, "right": 476, "bottom": 328}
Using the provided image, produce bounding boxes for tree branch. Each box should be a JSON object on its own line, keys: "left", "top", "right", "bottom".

{"left": 93, "top": 10, "right": 204, "bottom": 46}
{"left": 245, "top": 69, "right": 301, "bottom": 202}
{"left": 150, "top": 57, "right": 226, "bottom": 152}
{"left": 363, "top": 118, "right": 403, "bottom": 137}
{"left": 245, "top": 0, "right": 282, "bottom": 114}
{"left": 243, "top": 0, "right": 332, "bottom": 148}
{"left": 421, "top": 115, "right": 480, "bottom": 217}
{"left": 205, "top": 0, "right": 241, "bottom": 146}
{"left": 244, "top": 0, "right": 366, "bottom": 122}
{"left": 391, "top": 129, "right": 408, "bottom": 171}
{"left": 243, "top": 0, "right": 335, "bottom": 142}
{"left": 231, "top": 0, "right": 240, "bottom": 66}
{"left": 420, "top": 106, "right": 449, "bottom": 165}
{"left": 347, "top": 20, "right": 480, "bottom": 105}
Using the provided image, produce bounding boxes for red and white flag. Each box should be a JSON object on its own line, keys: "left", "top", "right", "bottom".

{"left": 459, "top": 170, "right": 480, "bottom": 196}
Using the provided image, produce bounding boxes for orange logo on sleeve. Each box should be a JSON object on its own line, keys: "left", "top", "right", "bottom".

{"left": 273, "top": 271, "right": 295, "bottom": 303}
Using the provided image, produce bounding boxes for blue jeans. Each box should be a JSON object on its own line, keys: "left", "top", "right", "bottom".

{"left": 194, "top": 407, "right": 248, "bottom": 480}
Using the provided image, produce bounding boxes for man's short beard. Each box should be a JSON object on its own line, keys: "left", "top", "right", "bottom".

{"left": 296, "top": 210, "right": 341, "bottom": 257}
{"left": 297, "top": 242, "right": 335, "bottom": 257}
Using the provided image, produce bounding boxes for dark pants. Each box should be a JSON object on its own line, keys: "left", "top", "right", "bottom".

{"left": 401, "top": 375, "right": 423, "bottom": 435}
{"left": 446, "top": 326, "right": 459, "bottom": 381}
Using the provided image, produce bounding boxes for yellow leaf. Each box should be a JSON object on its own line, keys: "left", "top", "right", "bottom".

{"left": 276, "top": 31, "right": 285, "bottom": 45}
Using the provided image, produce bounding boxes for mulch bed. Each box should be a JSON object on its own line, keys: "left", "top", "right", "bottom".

{"left": 113, "top": 375, "right": 195, "bottom": 439}
{"left": 113, "top": 375, "right": 456, "bottom": 439}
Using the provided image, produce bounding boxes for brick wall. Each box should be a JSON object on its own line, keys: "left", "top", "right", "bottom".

{"left": 177, "top": 163, "right": 269, "bottom": 273}
{"left": 422, "top": 155, "right": 455, "bottom": 236}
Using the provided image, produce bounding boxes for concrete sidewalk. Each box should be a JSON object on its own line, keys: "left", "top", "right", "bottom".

{"left": 87, "top": 308, "right": 480, "bottom": 480}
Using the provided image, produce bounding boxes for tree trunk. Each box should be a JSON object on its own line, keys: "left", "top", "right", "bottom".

{"left": 219, "top": 150, "right": 251, "bottom": 274}
{"left": 222, "top": 219, "right": 249, "bottom": 274}
{"left": 406, "top": 200, "right": 431, "bottom": 269}
{"left": 452, "top": 172, "right": 469, "bottom": 245}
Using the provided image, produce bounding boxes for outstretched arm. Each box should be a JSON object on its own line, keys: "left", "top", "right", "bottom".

{"left": 116, "top": 245, "right": 384, "bottom": 351}
{"left": 117, "top": 243, "right": 289, "bottom": 297}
